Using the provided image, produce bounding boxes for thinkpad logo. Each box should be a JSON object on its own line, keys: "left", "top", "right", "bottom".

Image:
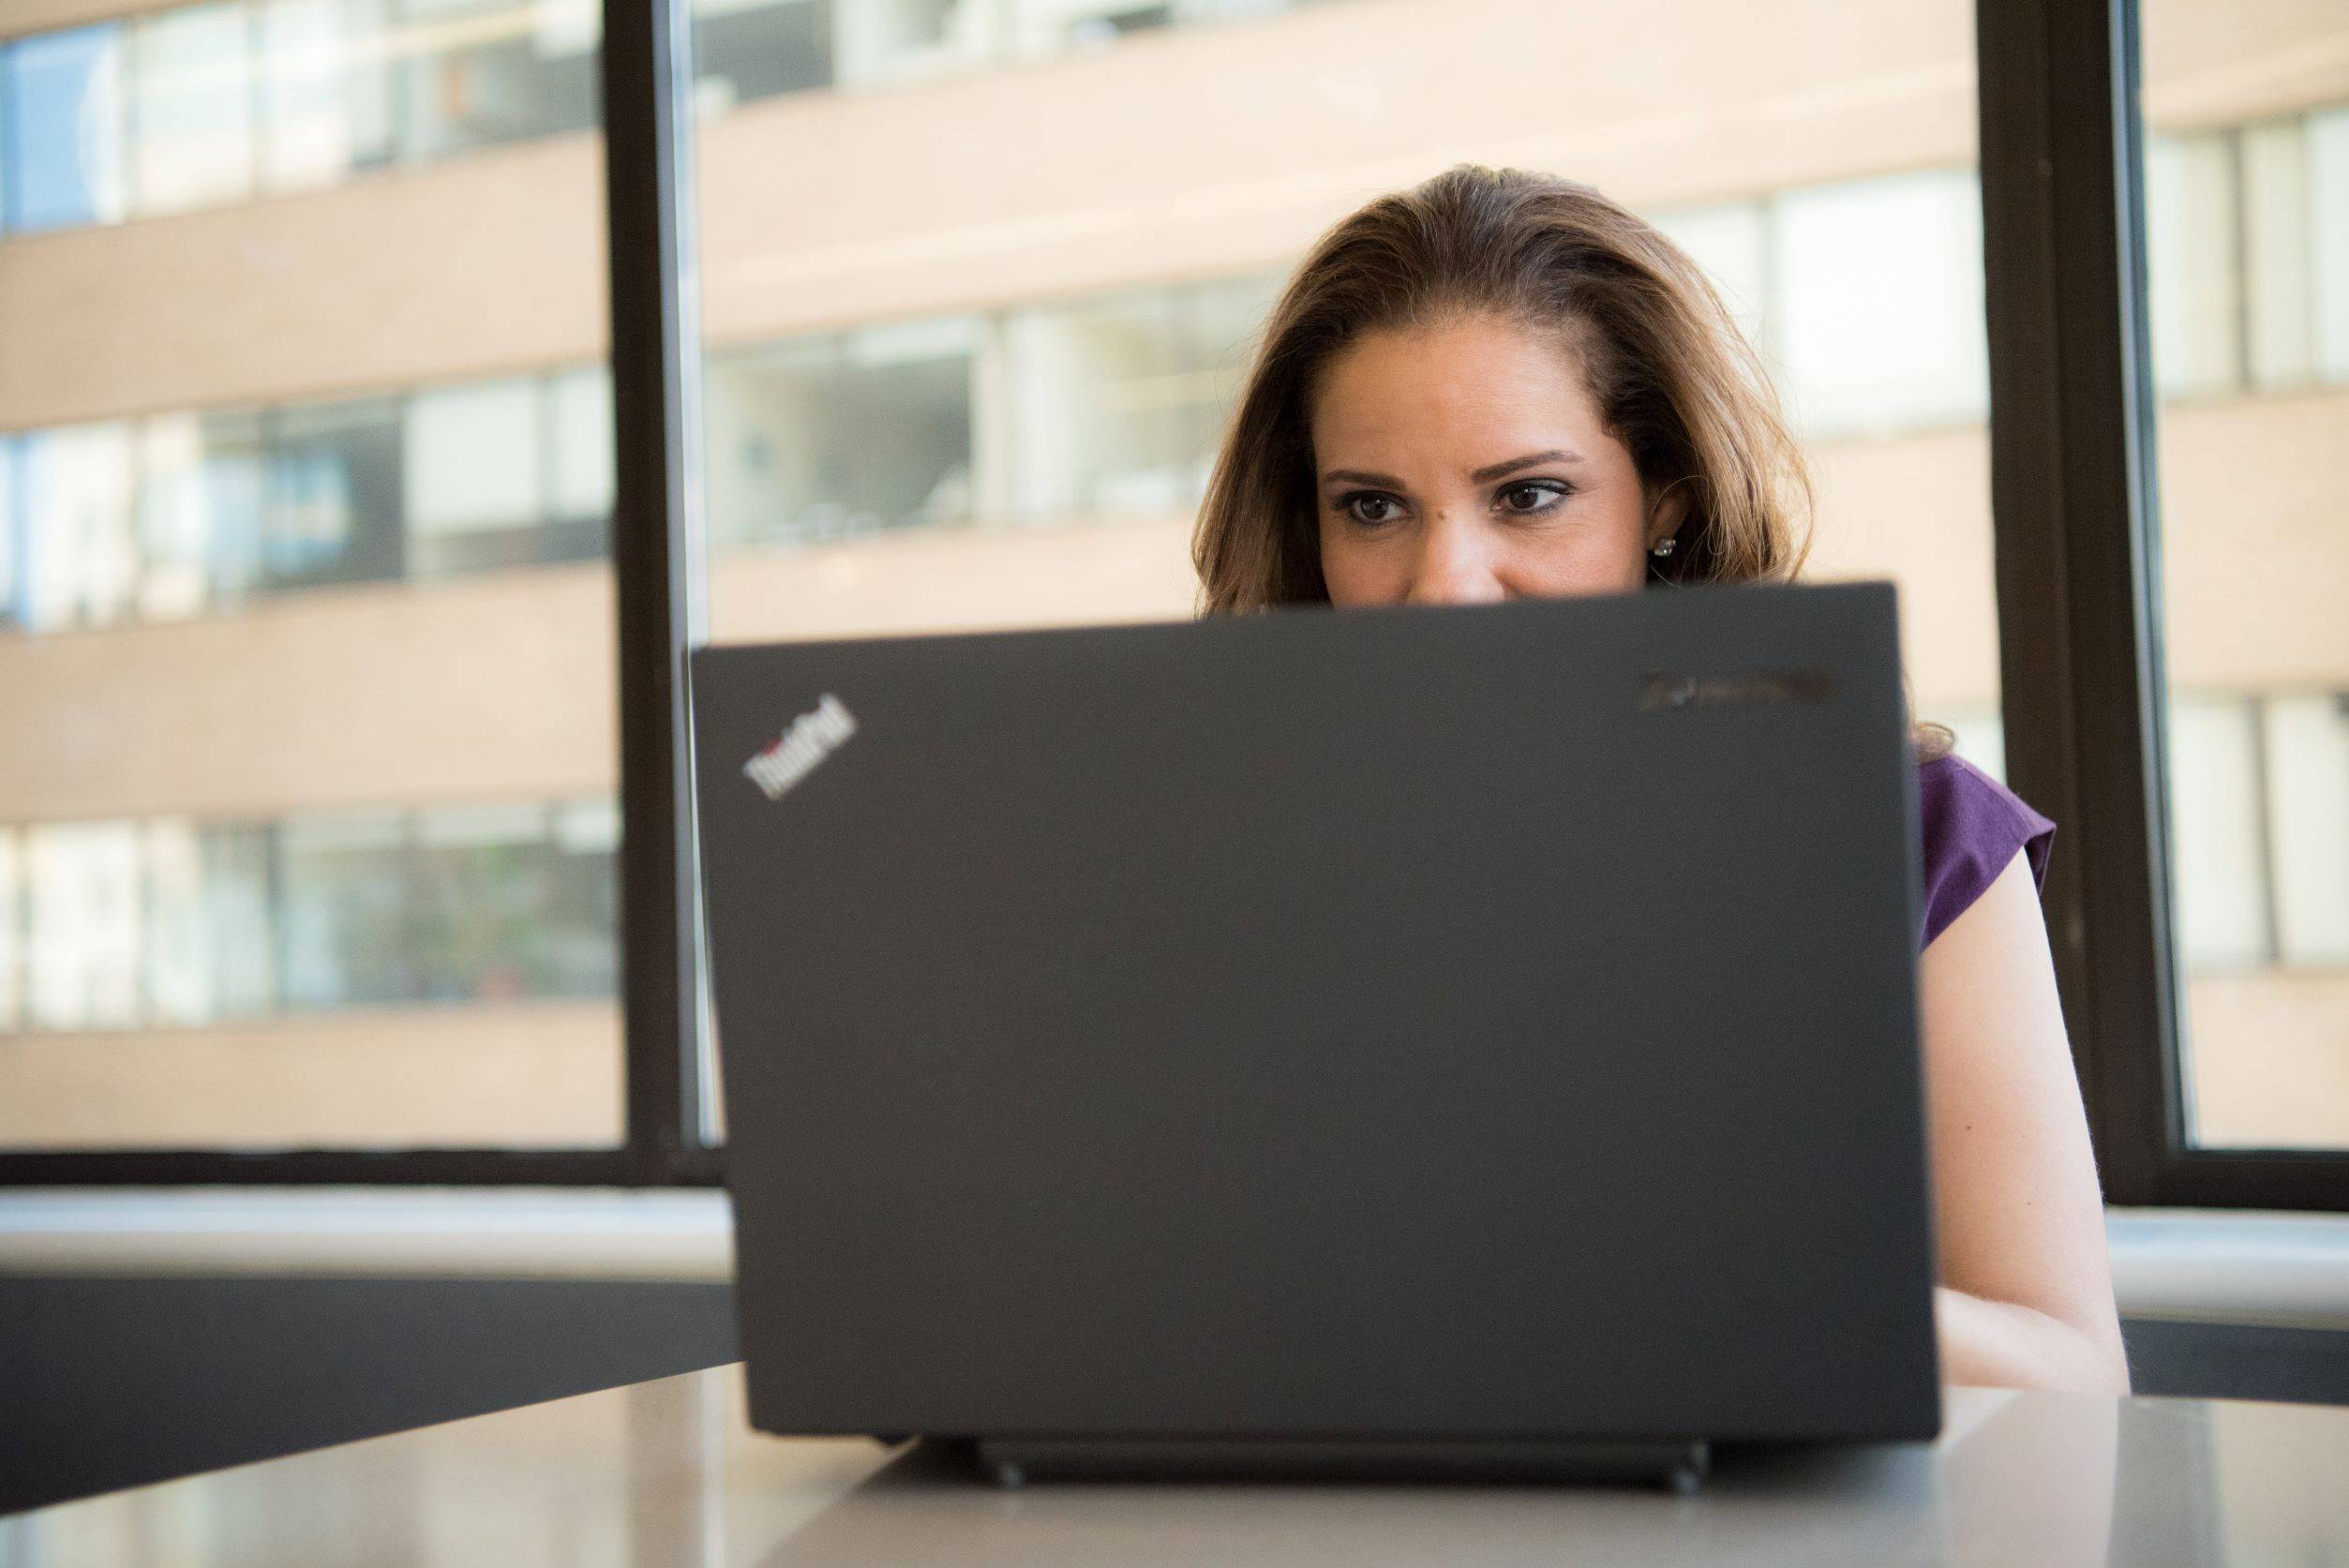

{"left": 743, "top": 694, "right": 856, "bottom": 799}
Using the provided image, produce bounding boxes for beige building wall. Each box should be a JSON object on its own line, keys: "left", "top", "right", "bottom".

{"left": 5, "top": 0, "right": 2343, "bottom": 432}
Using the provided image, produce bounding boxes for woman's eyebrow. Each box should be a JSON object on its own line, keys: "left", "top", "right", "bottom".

{"left": 1469, "top": 449, "right": 1584, "bottom": 483}
{"left": 1319, "top": 450, "right": 1586, "bottom": 490}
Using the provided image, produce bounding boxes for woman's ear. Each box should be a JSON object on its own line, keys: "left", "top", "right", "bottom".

{"left": 1645, "top": 478, "right": 1693, "bottom": 551}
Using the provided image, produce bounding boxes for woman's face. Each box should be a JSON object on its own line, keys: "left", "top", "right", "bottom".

{"left": 1309, "top": 313, "right": 1685, "bottom": 606}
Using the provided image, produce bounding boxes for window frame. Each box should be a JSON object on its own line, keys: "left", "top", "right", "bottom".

{"left": 2, "top": 0, "right": 2344, "bottom": 1208}
{"left": 1978, "top": 0, "right": 2349, "bottom": 1210}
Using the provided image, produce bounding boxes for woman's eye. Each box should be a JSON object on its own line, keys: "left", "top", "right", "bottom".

{"left": 1498, "top": 481, "right": 1568, "bottom": 515}
{"left": 1343, "top": 493, "right": 1401, "bottom": 527}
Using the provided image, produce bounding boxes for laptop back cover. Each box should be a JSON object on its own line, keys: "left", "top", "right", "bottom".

{"left": 692, "top": 582, "right": 1939, "bottom": 1445}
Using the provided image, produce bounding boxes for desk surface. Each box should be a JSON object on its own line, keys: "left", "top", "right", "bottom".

{"left": 7, "top": 1367, "right": 2348, "bottom": 1565}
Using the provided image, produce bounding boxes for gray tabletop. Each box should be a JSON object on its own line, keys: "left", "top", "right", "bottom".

{"left": 5, "top": 1366, "right": 2346, "bottom": 1565}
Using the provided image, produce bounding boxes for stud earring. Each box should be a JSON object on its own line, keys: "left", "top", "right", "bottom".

{"left": 1651, "top": 535, "right": 1679, "bottom": 559}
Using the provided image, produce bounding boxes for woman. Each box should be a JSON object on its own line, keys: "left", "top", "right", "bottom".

{"left": 1192, "top": 164, "right": 2130, "bottom": 1396}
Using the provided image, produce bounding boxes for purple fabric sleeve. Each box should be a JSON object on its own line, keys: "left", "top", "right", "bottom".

{"left": 1917, "top": 754, "right": 2056, "bottom": 950}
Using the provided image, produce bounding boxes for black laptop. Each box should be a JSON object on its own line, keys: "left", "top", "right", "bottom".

{"left": 690, "top": 581, "right": 1940, "bottom": 1488}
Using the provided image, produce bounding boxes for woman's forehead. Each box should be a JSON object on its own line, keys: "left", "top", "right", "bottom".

{"left": 1310, "top": 323, "right": 1612, "bottom": 459}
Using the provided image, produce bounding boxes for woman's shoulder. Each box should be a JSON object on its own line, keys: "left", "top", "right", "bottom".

{"left": 1915, "top": 752, "right": 2057, "bottom": 949}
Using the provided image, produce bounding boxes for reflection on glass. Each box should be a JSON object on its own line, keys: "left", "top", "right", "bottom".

{"left": 706, "top": 318, "right": 977, "bottom": 549}
{"left": 129, "top": 2, "right": 258, "bottom": 217}
{"left": 21, "top": 423, "right": 138, "bottom": 631}
{"left": 0, "top": 800, "right": 620, "bottom": 1031}
{"left": 1004, "top": 276, "right": 1275, "bottom": 521}
{"left": 546, "top": 798, "right": 621, "bottom": 998}
{"left": 2, "top": 22, "right": 126, "bottom": 232}
{"left": 829, "top": 0, "right": 982, "bottom": 88}
{"left": 279, "top": 811, "right": 412, "bottom": 1009}
{"left": 2166, "top": 697, "right": 2273, "bottom": 972}
{"left": 413, "top": 803, "right": 553, "bottom": 1002}
{"left": 145, "top": 821, "right": 276, "bottom": 1025}
{"left": 2142, "top": 45, "right": 2349, "bottom": 1143}
{"left": 0, "top": 831, "right": 20, "bottom": 1031}
{"left": 1773, "top": 169, "right": 1989, "bottom": 437}
{"left": 1652, "top": 202, "right": 1768, "bottom": 351}
{"left": 395, "top": 0, "right": 601, "bottom": 161}
{"left": 404, "top": 377, "right": 543, "bottom": 576}
{"left": 258, "top": 0, "right": 397, "bottom": 192}
{"left": 690, "top": 0, "right": 830, "bottom": 115}
{"left": 2267, "top": 696, "right": 2349, "bottom": 969}
{"left": 2146, "top": 131, "right": 2242, "bottom": 399}
{"left": 546, "top": 363, "right": 616, "bottom": 548}
{"left": 0, "top": 436, "right": 21, "bottom": 628}
{"left": 25, "top": 822, "right": 143, "bottom": 1032}
{"left": 138, "top": 409, "right": 269, "bottom": 619}
{"left": 268, "top": 396, "right": 406, "bottom": 590}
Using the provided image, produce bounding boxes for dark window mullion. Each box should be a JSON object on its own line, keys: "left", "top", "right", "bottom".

{"left": 1975, "top": 0, "right": 2178, "bottom": 1203}
{"left": 602, "top": 0, "right": 711, "bottom": 1179}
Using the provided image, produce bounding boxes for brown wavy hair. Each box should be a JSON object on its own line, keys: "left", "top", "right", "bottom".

{"left": 1190, "top": 163, "right": 1952, "bottom": 760}
{"left": 1192, "top": 163, "right": 1812, "bottom": 611}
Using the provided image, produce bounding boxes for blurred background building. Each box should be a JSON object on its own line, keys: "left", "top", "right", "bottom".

{"left": 0, "top": 0, "right": 2341, "bottom": 1150}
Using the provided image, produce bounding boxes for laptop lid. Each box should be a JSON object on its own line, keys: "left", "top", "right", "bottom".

{"left": 693, "top": 581, "right": 1938, "bottom": 1447}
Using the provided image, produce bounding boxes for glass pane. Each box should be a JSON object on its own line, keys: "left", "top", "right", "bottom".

{"left": 396, "top": 0, "right": 601, "bottom": 162}
{"left": 0, "top": 1, "right": 621, "bottom": 1151}
{"left": 129, "top": 2, "right": 259, "bottom": 217}
{"left": 2140, "top": 6, "right": 2349, "bottom": 1147}
{"left": 0, "top": 435, "right": 21, "bottom": 627}
{"left": 689, "top": 0, "right": 830, "bottom": 116}
{"left": 684, "top": 0, "right": 2006, "bottom": 1138}
{"left": 138, "top": 408, "right": 270, "bottom": 619}
{"left": 21, "top": 422, "right": 138, "bottom": 632}
{"left": 0, "top": 830, "right": 20, "bottom": 1032}
{"left": 403, "top": 377, "right": 544, "bottom": 576}
{"left": 259, "top": 0, "right": 396, "bottom": 192}
{"left": 3, "top": 22, "right": 126, "bottom": 232}
{"left": 267, "top": 396, "right": 407, "bottom": 590}
{"left": 25, "top": 822, "right": 144, "bottom": 1033}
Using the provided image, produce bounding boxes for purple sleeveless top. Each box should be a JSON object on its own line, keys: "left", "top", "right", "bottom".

{"left": 1918, "top": 754, "right": 2056, "bottom": 949}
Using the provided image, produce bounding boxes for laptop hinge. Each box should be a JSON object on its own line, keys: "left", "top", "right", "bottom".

{"left": 971, "top": 1436, "right": 1710, "bottom": 1492}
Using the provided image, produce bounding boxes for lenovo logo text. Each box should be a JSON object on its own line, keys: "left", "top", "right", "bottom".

{"left": 743, "top": 694, "right": 856, "bottom": 799}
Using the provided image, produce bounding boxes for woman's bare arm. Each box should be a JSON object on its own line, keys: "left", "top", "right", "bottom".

{"left": 1919, "top": 850, "right": 2131, "bottom": 1394}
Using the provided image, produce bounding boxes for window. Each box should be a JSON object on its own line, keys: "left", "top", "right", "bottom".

{"left": 129, "top": 3, "right": 258, "bottom": 217}
{"left": 20, "top": 423, "right": 138, "bottom": 632}
{"left": 1772, "top": 170, "right": 1990, "bottom": 438}
{"left": 0, "top": 436, "right": 21, "bottom": 629}
{"left": 704, "top": 318, "right": 977, "bottom": 554}
{"left": 2267, "top": 695, "right": 2349, "bottom": 969}
{"left": 404, "top": 378, "right": 545, "bottom": 576}
{"left": 138, "top": 409, "right": 270, "bottom": 619}
{"left": 267, "top": 396, "right": 407, "bottom": 590}
{"left": 1004, "top": 276, "right": 1277, "bottom": 522}
{"left": 4, "top": 0, "right": 2339, "bottom": 1201}
{"left": 258, "top": 0, "right": 396, "bottom": 192}
{"left": 690, "top": 0, "right": 830, "bottom": 114}
{"left": 2140, "top": 0, "right": 2349, "bottom": 1150}
{"left": 145, "top": 821, "right": 277, "bottom": 1027}
{"left": 0, "top": 0, "right": 621, "bottom": 1157}
{"left": 546, "top": 364, "right": 616, "bottom": 551}
{"left": 2, "top": 23, "right": 126, "bottom": 232}
{"left": 0, "top": 832, "right": 21, "bottom": 1033}
{"left": 24, "top": 823, "right": 143, "bottom": 1034}
{"left": 396, "top": 0, "right": 601, "bottom": 160}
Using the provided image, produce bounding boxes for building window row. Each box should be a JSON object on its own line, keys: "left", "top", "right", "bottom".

{"left": 0, "top": 797, "right": 618, "bottom": 1036}
{"left": 2, "top": 112, "right": 2343, "bottom": 634}
{"left": 0, "top": 367, "right": 611, "bottom": 632}
{"left": 0, "top": 0, "right": 1312, "bottom": 237}
{"left": 0, "top": 689, "right": 2340, "bottom": 1038}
